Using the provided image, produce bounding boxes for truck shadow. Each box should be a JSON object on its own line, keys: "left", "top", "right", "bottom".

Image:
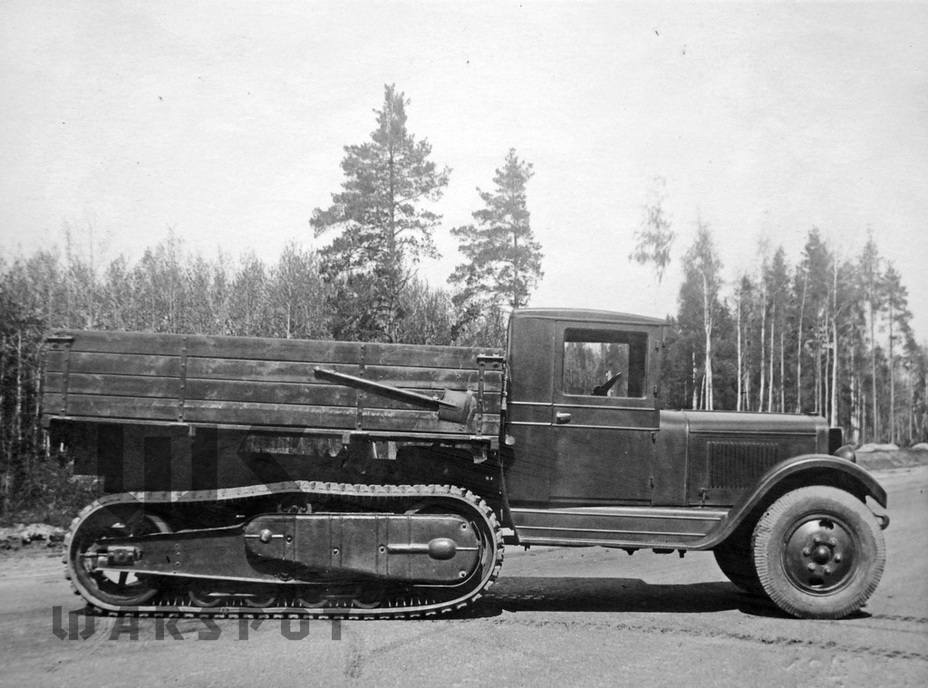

{"left": 459, "top": 577, "right": 819, "bottom": 619}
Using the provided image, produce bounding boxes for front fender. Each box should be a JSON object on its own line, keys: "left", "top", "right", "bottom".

{"left": 699, "top": 454, "right": 887, "bottom": 549}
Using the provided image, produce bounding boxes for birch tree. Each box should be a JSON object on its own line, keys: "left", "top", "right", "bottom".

{"left": 681, "top": 222, "right": 723, "bottom": 410}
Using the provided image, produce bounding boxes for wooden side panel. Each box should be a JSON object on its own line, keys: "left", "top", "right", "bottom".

{"left": 65, "top": 394, "right": 179, "bottom": 421}
{"left": 43, "top": 330, "right": 503, "bottom": 439}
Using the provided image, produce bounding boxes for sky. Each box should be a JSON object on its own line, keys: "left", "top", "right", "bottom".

{"left": 2, "top": 1, "right": 927, "bottom": 337}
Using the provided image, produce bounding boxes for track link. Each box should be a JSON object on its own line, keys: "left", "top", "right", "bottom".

{"left": 64, "top": 482, "right": 504, "bottom": 620}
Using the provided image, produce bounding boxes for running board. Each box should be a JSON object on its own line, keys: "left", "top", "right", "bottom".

{"left": 511, "top": 505, "right": 729, "bottom": 550}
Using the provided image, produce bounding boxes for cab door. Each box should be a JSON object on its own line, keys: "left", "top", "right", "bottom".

{"left": 548, "top": 322, "right": 660, "bottom": 505}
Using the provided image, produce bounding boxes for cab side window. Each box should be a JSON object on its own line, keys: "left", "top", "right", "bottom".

{"left": 563, "top": 329, "right": 648, "bottom": 398}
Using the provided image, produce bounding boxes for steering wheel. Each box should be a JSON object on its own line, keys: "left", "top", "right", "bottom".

{"left": 592, "top": 372, "right": 623, "bottom": 396}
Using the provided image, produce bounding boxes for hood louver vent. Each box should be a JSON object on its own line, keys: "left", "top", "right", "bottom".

{"left": 707, "top": 441, "right": 779, "bottom": 489}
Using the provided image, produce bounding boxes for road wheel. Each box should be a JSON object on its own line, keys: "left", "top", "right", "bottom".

{"left": 187, "top": 590, "right": 225, "bottom": 608}
{"left": 752, "top": 486, "right": 885, "bottom": 619}
{"left": 713, "top": 534, "right": 764, "bottom": 595}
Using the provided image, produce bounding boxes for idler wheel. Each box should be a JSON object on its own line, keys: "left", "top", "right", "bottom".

{"left": 67, "top": 506, "right": 171, "bottom": 608}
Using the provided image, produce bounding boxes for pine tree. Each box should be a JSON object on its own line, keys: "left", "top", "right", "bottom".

{"left": 311, "top": 85, "right": 450, "bottom": 342}
{"left": 449, "top": 148, "right": 542, "bottom": 338}
{"left": 858, "top": 233, "right": 884, "bottom": 441}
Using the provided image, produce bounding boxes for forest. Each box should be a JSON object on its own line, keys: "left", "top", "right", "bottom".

{"left": 1, "top": 84, "right": 924, "bottom": 521}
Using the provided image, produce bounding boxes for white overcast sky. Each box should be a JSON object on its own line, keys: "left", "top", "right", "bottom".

{"left": 2, "top": 1, "right": 927, "bottom": 337}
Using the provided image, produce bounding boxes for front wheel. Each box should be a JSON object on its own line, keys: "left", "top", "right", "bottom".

{"left": 713, "top": 533, "right": 763, "bottom": 595}
{"left": 752, "top": 486, "right": 886, "bottom": 619}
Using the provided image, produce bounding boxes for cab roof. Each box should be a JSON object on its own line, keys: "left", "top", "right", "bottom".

{"left": 512, "top": 308, "right": 667, "bottom": 327}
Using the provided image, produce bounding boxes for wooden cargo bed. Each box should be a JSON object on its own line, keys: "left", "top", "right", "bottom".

{"left": 43, "top": 330, "right": 504, "bottom": 440}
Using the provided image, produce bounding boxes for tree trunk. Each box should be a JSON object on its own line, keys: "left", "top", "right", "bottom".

{"left": 703, "top": 273, "right": 714, "bottom": 411}
{"left": 830, "top": 262, "right": 839, "bottom": 427}
{"left": 34, "top": 345, "right": 44, "bottom": 458}
{"left": 870, "top": 298, "right": 879, "bottom": 441}
{"left": 824, "top": 317, "right": 831, "bottom": 422}
{"left": 14, "top": 331, "right": 24, "bottom": 506}
{"left": 889, "top": 300, "right": 895, "bottom": 445}
{"left": 780, "top": 330, "right": 786, "bottom": 412}
{"left": 830, "top": 316, "right": 838, "bottom": 427}
{"left": 1, "top": 334, "right": 8, "bottom": 515}
{"left": 759, "top": 286, "right": 767, "bottom": 411}
{"left": 736, "top": 289, "right": 743, "bottom": 411}
{"left": 815, "top": 336, "right": 822, "bottom": 416}
{"left": 691, "top": 351, "right": 698, "bottom": 410}
{"left": 796, "top": 271, "right": 807, "bottom": 414}
{"left": 512, "top": 223, "right": 520, "bottom": 310}
{"left": 768, "top": 308, "right": 775, "bottom": 412}
{"left": 850, "top": 347, "right": 860, "bottom": 445}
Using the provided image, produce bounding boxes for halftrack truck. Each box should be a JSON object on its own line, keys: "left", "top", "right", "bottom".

{"left": 43, "top": 308, "right": 888, "bottom": 619}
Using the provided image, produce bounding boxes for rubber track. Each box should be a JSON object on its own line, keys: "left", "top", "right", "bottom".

{"left": 64, "top": 482, "right": 504, "bottom": 620}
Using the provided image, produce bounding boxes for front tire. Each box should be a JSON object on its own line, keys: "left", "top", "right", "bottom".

{"left": 752, "top": 486, "right": 886, "bottom": 619}
{"left": 713, "top": 533, "right": 763, "bottom": 595}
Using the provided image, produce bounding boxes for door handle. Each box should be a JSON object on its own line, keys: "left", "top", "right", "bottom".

{"left": 555, "top": 412, "right": 572, "bottom": 425}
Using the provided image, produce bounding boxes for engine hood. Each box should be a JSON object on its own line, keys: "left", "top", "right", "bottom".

{"left": 673, "top": 409, "right": 828, "bottom": 441}
{"left": 657, "top": 410, "right": 831, "bottom": 507}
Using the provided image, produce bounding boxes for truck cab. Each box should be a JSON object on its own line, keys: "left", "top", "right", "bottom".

{"left": 501, "top": 309, "right": 886, "bottom": 563}
{"left": 505, "top": 308, "right": 665, "bottom": 507}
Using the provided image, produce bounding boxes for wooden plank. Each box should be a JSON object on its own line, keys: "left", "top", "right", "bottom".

{"left": 55, "top": 329, "right": 501, "bottom": 369}
{"left": 45, "top": 394, "right": 499, "bottom": 437}
{"left": 186, "top": 379, "right": 357, "bottom": 407}
{"left": 363, "top": 365, "right": 502, "bottom": 390}
{"left": 64, "top": 394, "right": 178, "bottom": 421}
{"left": 69, "top": 352, "right": 182, "bottom": 377}
{"left": 182, "top": 378, "right": 503, "bottom": 414}
{"left": 66, "top": 373, "right": 180, "bottom": 399}
{"left": 358, "top": 408, "right": 480, "bottom": 434}
{"left": 185, "top": 357, "right": 502, "bottom": 392}
{"left": 188, "top": 336, "right": 381, "bottom": 365}
{"left": 186, "top": 357, "right": 338, "bottom": 384}
{"left": 363, "top": 343, "right": 500, "bottom": 370}
{"left": 184, "top": 400, "right": 359, "bottom": 429}
{"left": 56, "top": 330, "right": 184, "bottom": 356}
{"left": 188, "top": 333, "right": 499, "bottom": 369}
{"left": 184, "top": 400, "right": 497, "bottom": 436}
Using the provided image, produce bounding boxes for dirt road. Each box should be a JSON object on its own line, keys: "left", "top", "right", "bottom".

{"left": 2, "top": 465, "right": 925, "bottom": 688}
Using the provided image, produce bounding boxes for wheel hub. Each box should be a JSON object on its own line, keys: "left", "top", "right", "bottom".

{"left": 784, "top": 517, "right": 858, "bottom": 594}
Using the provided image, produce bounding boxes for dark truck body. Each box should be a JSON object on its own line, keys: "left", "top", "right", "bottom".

{"left": 43, "top": 308, "right": 888, "bottom": 619}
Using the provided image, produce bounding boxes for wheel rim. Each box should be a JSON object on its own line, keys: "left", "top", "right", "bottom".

{"left": 782, "top": 514, "right": 860, "bottom": 595}
{"left": 70, "top": 506, "right": 171, "bottom": 607}
{"left": 244, "top": 592, "right": 277, "bottom": 608}
{"left": 351, "top": 583, "right": 385, "bottom": 609}
{"left": 297, "top": 587, "right": 329, "bottom": 608}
